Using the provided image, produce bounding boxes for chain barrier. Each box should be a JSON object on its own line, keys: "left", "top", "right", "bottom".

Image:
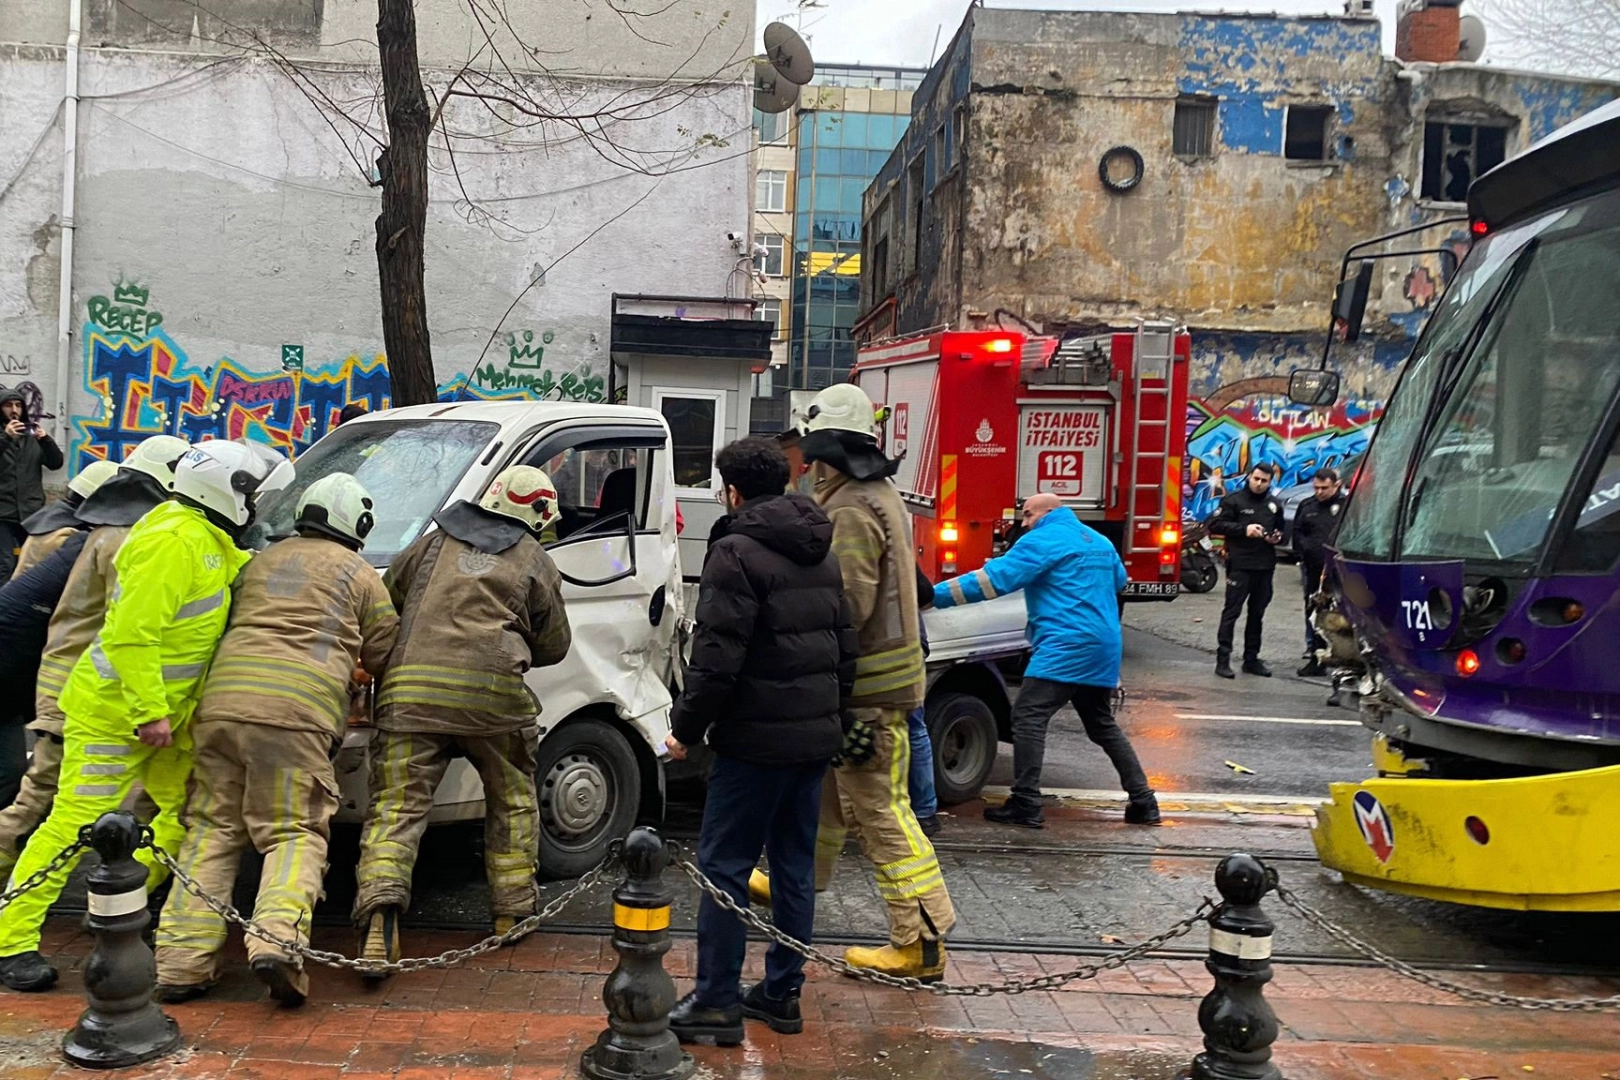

{"left": 667, "top": 846, "right": 1214, "bottom": 996}
{"left": 144, "top": 840, "right": 618, "bottom": 976}
{"left": 0, "top": 837, "right": 89, "bottom": 916}
{"left": 1274, "top": 884, "right": 1620, "bottom": 1013}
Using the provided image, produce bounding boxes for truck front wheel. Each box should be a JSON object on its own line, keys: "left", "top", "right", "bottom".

{"left": 535, "top": 718, "right": 641, "bottom": 880}
{"left": 927, "top": 692, "right": 999, "bottom": 805}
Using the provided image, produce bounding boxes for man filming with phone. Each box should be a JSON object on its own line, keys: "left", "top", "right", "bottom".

{"left": 1209, "top": 463, "right": 1284, "bottom": 680}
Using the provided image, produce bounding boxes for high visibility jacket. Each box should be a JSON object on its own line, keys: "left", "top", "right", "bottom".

{"left": 196, "top": 536, "right": 399, "bottom": 739}
{"left": 814, "top": 472, "right": 925, "bottom": 710}
{"left": 58, "top": 501, "right": 251, "bottom": 732}
{"left": 32, "top": 524, "right": 132, "bottom": 736}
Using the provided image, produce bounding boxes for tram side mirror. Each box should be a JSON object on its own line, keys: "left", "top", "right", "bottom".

{"left": 1333, "top": 260, "right": 1375, "bottom": 343}
{"left": 1288, "top": 368, "right": 1341, "bottom": 408}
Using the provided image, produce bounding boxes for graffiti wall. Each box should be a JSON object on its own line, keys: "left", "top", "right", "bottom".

{"left": 69, "top": 283, "right": 607, "bottom": 473}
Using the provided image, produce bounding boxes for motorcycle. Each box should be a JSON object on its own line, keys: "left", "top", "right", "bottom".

{"left": 1180, "top": 520, "right": 1219, "bottom": 593}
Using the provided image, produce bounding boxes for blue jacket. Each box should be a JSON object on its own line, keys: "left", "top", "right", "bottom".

{"left": 933, "top": 510, "right": 1125, "bottom": 687}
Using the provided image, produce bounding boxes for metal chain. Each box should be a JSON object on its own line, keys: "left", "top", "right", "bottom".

{"left": 670, "top": 854, "right": 1213, "bottom": 996}
{"left": 1275, "top": 884, "right": 1620, "bottom": 1012}
{"left": 0, "top": 839, "right": 88, "bottom": 915}
{"left": 146, "top": 843, "right": 617, "bottom": 975}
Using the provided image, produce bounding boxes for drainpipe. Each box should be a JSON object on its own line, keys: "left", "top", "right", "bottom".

{"left": 52, "top": 0, "right": 83, "bottom": 452}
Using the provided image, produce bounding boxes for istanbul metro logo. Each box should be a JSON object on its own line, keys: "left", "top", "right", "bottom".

{"left": 1352, "top": 790, "right": 1395, "bottom": 863}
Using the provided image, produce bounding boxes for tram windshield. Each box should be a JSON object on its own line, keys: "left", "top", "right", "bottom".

{"left": 1336, "top": 185, "right": 1620, "bottom": 570}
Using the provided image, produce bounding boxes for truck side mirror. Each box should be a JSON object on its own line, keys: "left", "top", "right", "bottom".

{"left": 1333, "top": 260, "right": 1374, "bottom": 343}
{"left": 1288, "top": 368, "right": 1341, "bottom": 408}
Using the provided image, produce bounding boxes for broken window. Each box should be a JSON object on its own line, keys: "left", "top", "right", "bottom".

{"left": 1173, "top": 97, "right": 1216, "bottom": 157}
{"left": 1284, "top": 105, "right": 1333, "bottom": 161}
{"left": 1421, "top": 121, "right": 1509, "bottom": 202}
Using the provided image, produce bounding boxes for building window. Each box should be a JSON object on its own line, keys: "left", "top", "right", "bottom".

{"left": 754, "top": 108, "right": 788, "bottom": 144}
{"left": 1421, "top": 121, "right": 1509, "bottom": 202}
{"left": 1284, "top": 105, "right": 1333, "bottom": 161}
{"left": 653, "top": 389, "right": 725, "bottom": 494}
{"left": 933, "top": 124, "right": 946, "bottom": 182}
{"left": 755, "top": 298, "right": 784, "bottom": 339}
{"left": 754, "top": 233, "right": 785, "bottom": 277}
{"left": 907, "top": 156, "right": 925, "bottom": 273}
{"left": 952, "top": 104, "right": 967, "bottom": 164}
{"left": 1173, "top": 97, "right": 1216, "bottom": 157}
{"left": 756, "top": 169, "right": 787, "bottom": 212}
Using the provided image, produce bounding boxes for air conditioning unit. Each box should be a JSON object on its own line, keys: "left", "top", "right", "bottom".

{"left": 1344, "top": 0, "right": 1374, "bottom": 13}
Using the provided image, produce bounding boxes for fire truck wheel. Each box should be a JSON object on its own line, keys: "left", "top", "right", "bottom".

{"left": 926, "top": 692, "right": 1000, "bottom": 806}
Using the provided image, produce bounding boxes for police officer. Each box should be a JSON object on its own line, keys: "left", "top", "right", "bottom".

{"left": 1293, "top": 466, "right": 1347, "bottom": 677}
{"left": 1209, "top": 463, "right": 1284, "bottom": 680}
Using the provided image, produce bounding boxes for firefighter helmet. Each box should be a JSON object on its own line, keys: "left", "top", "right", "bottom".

{"left": 479, "top": 465, "right": 560, "bottom": 535}
{"left": 120, "top": 434, "right": 190, "bottom": 489}
{"left": 173, "top": 440, "right": 295, "bottom": 528}
{"left": 296, "top": 472, "right": 376, "bottom": 548}
{"left": 802, "top": 383, "right": 879, "bottom": 439}
{"left": 66, "top": 460, "right": 119, "bottom": 501}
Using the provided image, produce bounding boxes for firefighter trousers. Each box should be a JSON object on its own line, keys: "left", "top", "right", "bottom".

{"left": 353, "top": 728, "right": 539, "bottom": 922}
{"left": 0, "top": 715, "right": 191, "bottom": 957}
{"left": 815, "top": 707, "right": 955, "bottom": 947}
{"left": 154, "top": 723, "right": 339, "bottom": 986}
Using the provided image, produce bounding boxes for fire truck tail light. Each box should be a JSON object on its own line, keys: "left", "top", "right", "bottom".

{"left": 1159, "top": 525, "right": 1179, "bottom": 546}
{"left": 981, "top": 337, "right": 1015, "bottom": 354}
{"left": 940, "top": 523, "right": 960, "bottom": 543}
{"left": 1160, "top": 548, "right": 1177, "bottom": 565}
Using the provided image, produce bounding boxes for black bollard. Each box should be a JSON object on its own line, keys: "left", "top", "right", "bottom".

{"left": 580, "top": 828, "right": 694, "bottom": 1080}
{"left": 63, "top": 811, "right": 182, "bottom": 1070}
{"left": 1186, "top": 853, "right": 1283, "bottom": 1080}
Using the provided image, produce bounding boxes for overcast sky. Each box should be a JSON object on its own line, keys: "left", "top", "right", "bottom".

{"left": 755, "top": 0, "right": 1405, "bottom": 69}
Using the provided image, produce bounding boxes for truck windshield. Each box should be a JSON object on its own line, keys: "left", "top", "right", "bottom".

{"left": 245, "top": 419, "right": 499, "bottom": 565}
{"left": 1336, "top": 185, "right": 1620, "bottom": 568}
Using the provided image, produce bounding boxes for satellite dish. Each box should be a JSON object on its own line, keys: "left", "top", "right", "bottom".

{"left": 753, "top": 62, "right": 800, "bottom": 114}
{"left": 762, "top": 21, "right": 815, "bottom": 86}
{"left": 1457, "top": 14, "right": 1487, "bottom": 62}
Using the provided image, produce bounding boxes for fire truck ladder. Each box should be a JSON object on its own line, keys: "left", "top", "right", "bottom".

{"left": 1127, "top": 320, "right": 1176, "bottom": 555}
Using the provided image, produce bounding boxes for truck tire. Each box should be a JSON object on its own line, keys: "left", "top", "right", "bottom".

{"left": 535, "top": 718, "right": 641, "bottom": 880}
{"left": 927, "top": 692, "right": 999, "bottom": 806}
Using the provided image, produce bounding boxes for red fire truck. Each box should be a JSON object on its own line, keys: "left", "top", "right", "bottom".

{"left": 852, "top": 320, "right": 1190, "bottom": 600}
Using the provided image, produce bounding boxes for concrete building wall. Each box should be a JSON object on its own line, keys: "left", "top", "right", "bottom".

{"left": 0, "top": 34, "right": 750, "bottom": 474}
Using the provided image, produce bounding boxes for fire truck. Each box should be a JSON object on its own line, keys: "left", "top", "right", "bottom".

{"left": 852, "top": 320, "right": 1190, "bottom": 599}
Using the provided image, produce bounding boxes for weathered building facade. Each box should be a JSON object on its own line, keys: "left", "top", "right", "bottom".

{"left": 0, "top": 0, "right": 752, "bottom": 474}
{"left": 855, "top": 7, "right": 1616, "bottom": 515}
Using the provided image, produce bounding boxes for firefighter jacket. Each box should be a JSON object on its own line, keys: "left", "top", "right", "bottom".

{"left": 16, "top": 496, "right": 88, "bottom": 575}
{"left": 32, "top": 525, "right": 131, "bottom": 737}
{"left": 57, "top": 500, "right": 251, "bottom": 733}
{"left": 195, "top": 536, "right": 399, "bottom": 740}
{"left": 814, "top": 473, "right": 925, "bottom": 711}
{"left": 375, "top": 502, "right": 572, "bottom": 737}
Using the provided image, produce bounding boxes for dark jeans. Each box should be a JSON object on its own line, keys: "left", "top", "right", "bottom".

{"left": 906, "top": 707, "right": 937, "bottom": 819}
{"left": 1217, "top": 566, "right": 1275, "bottom": 664}
{"left": 1008, "top": 678, "right": 1151, "bottom": 807}
{"left": 695, "top": 754, "right": 826, "bottom": 1007}
{"left": 0, "top": 721, "right": 24, "bottom": 810}
{"left": 0, "top": 520, "right": 24, "bottom": 585}
{"left": 1300, "top": 559, "right": 1326, "bottom": 656}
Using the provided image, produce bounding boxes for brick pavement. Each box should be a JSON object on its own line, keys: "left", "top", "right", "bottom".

{"left": 2, "top": 920, "right": 1617, "bottom": 1079}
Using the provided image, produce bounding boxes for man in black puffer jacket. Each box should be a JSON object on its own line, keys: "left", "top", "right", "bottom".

{"left": 665, "top": 436, "right": 857, "bottom": 1045}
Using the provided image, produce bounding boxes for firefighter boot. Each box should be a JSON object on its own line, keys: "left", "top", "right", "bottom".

{"left": 251, "top": 957, "right": 309, "bottom": 1008}
{"left": 0, "top": 951, "right": 57, "bottom": 993}
{"left": 360, "top": 906, "right": 402, "bottom": 981}
{"left": 748, "top": 868, "right": 772, "bottom": 907}
{"left": 844, "top": 938, "right": 946, "bottom": 984}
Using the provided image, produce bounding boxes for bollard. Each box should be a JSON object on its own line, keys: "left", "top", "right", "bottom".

{"left": 1186, "top": 853, "right": 1283, "bottom": 1080}
{"left": 580, "top": 827, "right": 694, "bottom": 1080}
{"left": 63, "top": 811, "right": 182, "bottom": 1070}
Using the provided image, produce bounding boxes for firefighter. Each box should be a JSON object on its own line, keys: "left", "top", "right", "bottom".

{"left": 0, "top": 439, "right": 291, "bottom": 992}
{"left": 12, "top": 460, "right": 118, "bottom": 576}
{"left": 354, "top": 465, "right": 572, "bottom": 973}
{"left": 795, "top": 382, "right": 955, "bottom": 981}
{"left": 0, "top": 435, "right": 189, "bottom": 883}
{"left": 155, "top": 472, "right": 398, "bottom": 1006}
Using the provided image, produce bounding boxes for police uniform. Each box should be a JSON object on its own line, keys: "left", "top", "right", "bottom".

{"left": 1293, "top": 490, "right": 1349, "bottom": 659}
{"left": 1208, "top": 484, "right": 1284, "bottom": 673}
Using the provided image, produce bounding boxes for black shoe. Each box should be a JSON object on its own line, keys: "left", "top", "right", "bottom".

{"left": 741, "top": 982, "right": 803, "bottom": 1035}
{"left": 916, "top": 814, "right": 941, "bottom": 838}
{"left": 0, "top": 951, "right": 56, "bottom": 993}
{"left": 1215, "top": 662, "right": 1235, "bottom": 679}
{"left": 1296, "top": 659, "right": 1325, "bottom": 678}
{"left": 1242, "top": 659, "right": 1273, "bottom": 677}
{"left": 155, "top": 981, "right": 213, "bottom": 1004}
{"left": 669, "top": 991, "right": 744, "bottom": 1046}
{"left": 1124, "top": 794, "right": 1162, "bottom": 826}
{"left": 984, "top": 802, "right": 1045, "bottom": 829}
{"left": 252, "top": 957, "right": 309, "bottom": 1008}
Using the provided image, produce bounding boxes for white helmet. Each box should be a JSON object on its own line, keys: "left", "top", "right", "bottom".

{"left": 295, "top": 473, "right": 375, "bottom": 548}
{"left": 173, "top": 440, "right": 295, "bottom": 527}
{"left": 803, "top": 383, "right": 879, "bottom": 439}
{"left": 479, "top": 465, "right": 560, "bottom": 535}
{"left": 120, "top": 434, "right": 191, "bottom": 489}
{"left": 67, "top": 459, "right": 120, "bottom": 500}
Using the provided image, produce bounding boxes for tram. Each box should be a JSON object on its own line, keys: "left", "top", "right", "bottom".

{"left": 1304, "top": 98, "right": 1620, "bottom": 911}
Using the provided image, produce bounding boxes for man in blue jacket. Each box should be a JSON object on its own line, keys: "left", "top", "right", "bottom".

{"left": 933, "top": 494, "right": 1159, "bottom": 829}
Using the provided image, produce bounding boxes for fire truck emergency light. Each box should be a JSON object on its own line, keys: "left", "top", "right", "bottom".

{"left": 981, "top": 337, "right": 1015, "bottom": 353}
{"left": 940, "top": 523, "right": 960, "bottom": 543}
{"left": 1159, "top": 525, "right": 1179, "bottom": 546}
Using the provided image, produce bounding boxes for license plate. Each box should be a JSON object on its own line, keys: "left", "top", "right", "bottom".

{"left": 1123, "top": 582, "right": 1178, "bottom": 597}
{"left": 1198, "top": 537, "right": 1213, "bottom": 551}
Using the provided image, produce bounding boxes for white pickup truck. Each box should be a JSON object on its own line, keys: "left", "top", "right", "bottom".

{"left": 246, "top": 400, "right": 1030, "bottom": 876}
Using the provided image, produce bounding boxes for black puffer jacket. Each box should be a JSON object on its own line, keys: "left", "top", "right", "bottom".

{"left": 671, "top": 493, "right": 856, "bottom": 765}
{"left": 0, "top": 387, "right": 64, "bottom": 522}
{"left": 0, "top": 529, "right": 88, "bottom": 718}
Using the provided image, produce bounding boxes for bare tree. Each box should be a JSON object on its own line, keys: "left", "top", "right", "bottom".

{"left": 1473, "top": 0, "right": 1620, "bottom": 79}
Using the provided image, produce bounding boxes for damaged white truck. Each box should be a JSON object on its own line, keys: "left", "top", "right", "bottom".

{"left": 247, "top": 400, "right": 1030, "bottom": 877}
